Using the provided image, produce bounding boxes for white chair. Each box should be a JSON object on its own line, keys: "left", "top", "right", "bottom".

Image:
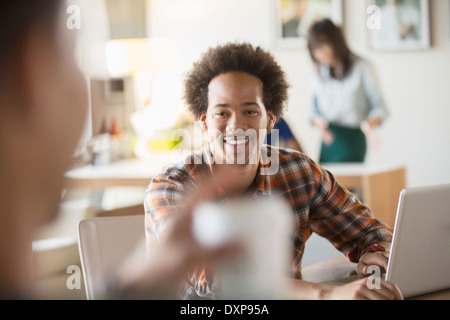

{"left": 78, "top": 215, "right": 146, "bottom": 299}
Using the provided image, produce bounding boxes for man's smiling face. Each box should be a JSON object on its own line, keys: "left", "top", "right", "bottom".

{"left": 199, "top": 71, "right": 275, "bottom": 168}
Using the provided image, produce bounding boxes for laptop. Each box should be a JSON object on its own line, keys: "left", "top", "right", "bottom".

{"left": 385, "top": 183, "right": 450, "bottom": 299}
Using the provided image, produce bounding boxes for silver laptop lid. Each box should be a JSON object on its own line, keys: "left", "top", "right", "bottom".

{"left": 385, "top": 183, "right": 450, "bottom": 298}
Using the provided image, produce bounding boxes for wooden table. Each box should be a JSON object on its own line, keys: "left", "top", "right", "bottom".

{"left": 321, "top": 163, "right": 407, "bottom": 228}
{"left": 301, "top": 255, "right": 450, "bottom": 300}
{"left": 64, "top": 152, "right": 178, "bottom": 217}
{"left": 64, "top": 152, "right": 176, "bottom": 190}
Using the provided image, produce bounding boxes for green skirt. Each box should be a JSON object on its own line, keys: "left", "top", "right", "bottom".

{"left": 319, "top": 123, "right": 366, "bottom": 163}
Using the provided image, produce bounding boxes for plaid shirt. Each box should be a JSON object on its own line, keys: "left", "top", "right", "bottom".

{"left": 144, "top": 144, "right": 393, "bottom": 299}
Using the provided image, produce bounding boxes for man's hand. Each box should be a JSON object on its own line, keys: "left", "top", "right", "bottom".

{"left": 288, "top": 273, "right": 403, "bottom": 300}
{"left": 356, "top": 242, "right": 391, "bottom": 276}
{"left": 321, "top": 277, "right": 403, "bottom": 300}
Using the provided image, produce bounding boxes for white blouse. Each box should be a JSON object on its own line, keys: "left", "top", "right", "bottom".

{"left": 309, "top": 57, "right": 388, "bottom": 129}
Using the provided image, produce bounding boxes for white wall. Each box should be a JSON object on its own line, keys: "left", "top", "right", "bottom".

{"left": 147, "top": 0, "right": 450, "bottom": 188}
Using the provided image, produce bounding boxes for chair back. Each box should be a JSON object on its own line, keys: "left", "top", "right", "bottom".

{"left": 78, "top": 215, "right": 145, "bottom": 299}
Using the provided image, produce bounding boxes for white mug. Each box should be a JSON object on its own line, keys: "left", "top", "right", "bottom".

{"left": 192, "top": 196, "right": 294, "bottom": 299}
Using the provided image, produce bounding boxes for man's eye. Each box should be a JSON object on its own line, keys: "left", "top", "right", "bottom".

{"left": 245, "top": 110, "right": 258, "bottom": 115}
{"left": 215, "top": 112, "right": 228, "bottom": 117}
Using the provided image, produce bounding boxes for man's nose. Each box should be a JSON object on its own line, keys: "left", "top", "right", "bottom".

{"left": 226, "top": 113, "right": 247, "bottom": 132}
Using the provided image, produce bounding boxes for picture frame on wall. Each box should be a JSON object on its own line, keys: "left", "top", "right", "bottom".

{"left": 366, "top": 0, "right": 431, "bottom": 51}
{"left": 275, "top": 0, "right": 344, "bottom": 48}
{"left": 105, "top": 0, "right": 147, "bottom": 39}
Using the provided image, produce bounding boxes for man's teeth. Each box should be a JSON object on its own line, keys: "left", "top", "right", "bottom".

{"left": 224, "top": 138, "right": 247, "bottom": 145}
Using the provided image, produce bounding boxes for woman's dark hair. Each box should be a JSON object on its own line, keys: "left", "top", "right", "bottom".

{"left": 307, "top": 18, "right": 355, "bottom": 79}
{"left": 0, "top": 0, "right": 61, "bottom": 89}
{"left": 183, "top": 42, "right": 290, "bottom": 119}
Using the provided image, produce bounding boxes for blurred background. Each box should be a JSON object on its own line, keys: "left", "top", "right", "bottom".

{"left": 72, "top": 0, "right": 450, "bottom": 187}
{"left": 32, "top": 0, "right": 450, "bottom": 299}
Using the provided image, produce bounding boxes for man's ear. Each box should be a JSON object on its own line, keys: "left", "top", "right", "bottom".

{"left": 198, "top": 113, "right": 207, "bottom": 131}
{"left": 267, "top": 111, "right": 277, "bottom": 130}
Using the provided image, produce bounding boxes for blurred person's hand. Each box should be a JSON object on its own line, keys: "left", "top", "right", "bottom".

{"left": 112, "top": 168, "right": 244, "bottom": 299}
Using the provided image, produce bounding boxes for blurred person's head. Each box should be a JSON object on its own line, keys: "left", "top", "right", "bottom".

{"left": 0, "top": 0, "right": 88, "bottom": 224}
{"left": 0, "top": 0, "right": 88, "bottom": 296}
{"left": 183, "top": 42, "right": 289, "bottom": 172}
{"left": 307, "top": 18, "right": 354, "bottom": 79}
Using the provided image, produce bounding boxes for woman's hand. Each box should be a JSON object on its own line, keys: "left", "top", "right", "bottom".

{"left": 312, "top": 115, "right": 329, "bottom": 131}
{"left": 361, "top": 117, "right": 382, "bottom": 150}
{"left": 313, "top": 115, "right": 335, "bottom": 146}
{"left": 321, "top": 129, "right": 335, "bottom": 146}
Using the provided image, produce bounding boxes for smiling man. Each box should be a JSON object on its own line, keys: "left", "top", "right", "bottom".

{"left": 205, "top": 71, "right": 267, "bottom": 165}
{"left": 199, "top": 70, "right": 277, "bottom": 195}
{"left": 144, "top": 42, "right": 402, "bottom": 300}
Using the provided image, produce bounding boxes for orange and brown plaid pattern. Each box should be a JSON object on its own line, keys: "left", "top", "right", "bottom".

{"left": 144, "top": 144, "right": 393, "bottom": 299}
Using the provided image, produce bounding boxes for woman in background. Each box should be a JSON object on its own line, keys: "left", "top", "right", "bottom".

{"left": 307, "top": 19, "right": 388, "bottom": 163}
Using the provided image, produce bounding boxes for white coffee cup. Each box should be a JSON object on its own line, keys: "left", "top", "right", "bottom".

{"left": 192, "top": 196, "right": 294, "bottom": 299}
